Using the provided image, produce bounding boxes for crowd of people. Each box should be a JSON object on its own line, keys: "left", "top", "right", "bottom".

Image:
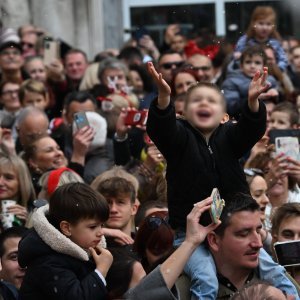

{"left": 0, "top": 4, "right": 299, "bottom": 299}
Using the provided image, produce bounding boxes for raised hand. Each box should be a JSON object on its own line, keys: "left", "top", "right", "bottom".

{"left": 185, "top": 197, "right": 221, "bottom": 246}
{"left": 147, "top": 61, "right": 171, "bottom": 109}
{"left": 248, "top": 67, "right": 271, "bottom": 112}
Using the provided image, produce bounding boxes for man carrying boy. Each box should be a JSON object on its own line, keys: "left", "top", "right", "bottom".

{"left": 146, "top": 61, "right": 297, "bottom": 299}
{"left": 207, "top": 193, "right": 299, "bottom": 299}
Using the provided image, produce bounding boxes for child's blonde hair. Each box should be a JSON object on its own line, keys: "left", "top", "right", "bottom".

{"left": 19, "top": 79, "right": 47, "bottom": 103}
{"left": 246, "top": 6, "right": 281, "bottom": 40}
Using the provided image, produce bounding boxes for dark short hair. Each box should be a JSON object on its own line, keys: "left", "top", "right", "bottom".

{"left": 0, "top": 227, "right": 28, "bottom": 257}
{"left": 214, "top": 192, "right": 260, "bottom": 237}
{"left": 158, "top": 49, "right": 183, "bottom": 64}
{"left": 48, "top": 183, "right": 109, "bottom": 228}
{"left": 240, "top": 45, "right": 267, "bottom": 66}
{"left": 63, "top": 90, "right": 96, "bottom": 111}
{"left": 64, "top": 49, "right": 88, "bottom": 63}
{"left": 271, "top": 203, "right": 300, "bottom": 236}
{"left": 95, "top": 177, "right": 136, "bottom": 204}
{"left": 272, "top": 101, "right": 299, "bottom": 126}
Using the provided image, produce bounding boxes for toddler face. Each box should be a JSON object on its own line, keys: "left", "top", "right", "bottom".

{"left": 68, "top": 218, "right": 104, "bottom": 250}
{"left": 184, "top": 86, "right": 226, "bottom": 134}
{"left": 241, "top": 54, "right": 264, "bottom": 78}
{"left": 253, "top": 17, "right": 274, "bottom": 41}
{"left": 269, "top": 111, "right": 291, "bottom": 130}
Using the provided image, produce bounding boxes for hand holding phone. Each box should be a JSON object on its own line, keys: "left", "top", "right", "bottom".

{"left": 209, "top": 188, "right": 225, "bottom": 224}
{"left": 124, "top": 110, "right": 148, "bottom": 126}
{"left": 43, "top": 40, "right": 60, "bottom": 65}
{"left": 74, "top": 112, "right": 89, "bottom": 130}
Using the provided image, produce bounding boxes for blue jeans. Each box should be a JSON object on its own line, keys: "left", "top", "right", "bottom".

{"left": 174, "top": 231, "right": 299, "bottom": 300}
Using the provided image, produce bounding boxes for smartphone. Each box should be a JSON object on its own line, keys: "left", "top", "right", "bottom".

{"left": 274, "top": 240, "right": 300, "bottom": 267}
{"left": 275, "top": 136, "right": 300, "bottom": 161}
{"left": 124, "top": 110, "right": 148, "bottom": 126}
{"left": 268, "top": 129, "right": 300, "bottom": 144}
{"left": 209, "top": 188, "right": 225, "bottom": 224}
{"left": 43, "top": 40, "right": 60, "bottom": 65}
{"left": 74, "top": 112, "right": 89, "bottom": 130}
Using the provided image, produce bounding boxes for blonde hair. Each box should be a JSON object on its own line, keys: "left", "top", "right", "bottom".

{"left": 91, "top": 166, "right": 139, "bottom": 195}
{"left": 19, "top": 79, "right": 47, "bottom": 103}
{"left": 246, "top": 6, "right": 281, "bottom": 40}
{"left": 0, "top": 154, "right": 36, "bottom": 207}
{"left": 38, "top": 168, "right": 84, "bottom": 199}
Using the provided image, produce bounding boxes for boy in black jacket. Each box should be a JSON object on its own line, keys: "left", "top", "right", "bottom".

{"left": 146, "top": 62, "right": 298, "bottom": 299}
{"left": 18, "top": 183, "right": 113, "bottom": 300}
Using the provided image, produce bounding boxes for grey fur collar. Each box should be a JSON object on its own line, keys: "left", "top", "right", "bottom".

{"left": 32, "top": 205, "right": 89, "bottom": 261}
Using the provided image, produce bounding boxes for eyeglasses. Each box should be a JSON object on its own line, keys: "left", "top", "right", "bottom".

{"left": 192, "top": 66, "right": 212, "bottom": 72}
{"left": 0, "top": 49, "right": 21, "bottom": 56}
{"left": 160, "top": 61, "right": 184, "bottom": 70}
{"left": 1, "top": 89, "right": 19, "bottom": 96}
{"left": 146, "top": 215, "right": 169, "bottom": 230}
{"left": 244, "top": 168, "right": 264, "bottom": 177}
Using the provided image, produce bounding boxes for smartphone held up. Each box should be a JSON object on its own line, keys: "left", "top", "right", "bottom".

{"left": 124, "top": 110, "right": 148, "bottom": 126}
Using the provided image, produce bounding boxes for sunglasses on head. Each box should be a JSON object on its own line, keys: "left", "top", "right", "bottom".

{"left": 244, "top": 168, "right": 264, "bottom": 177}
{"left": 146, "top": 215, "right": 169, "bottom": 230}
{"left": 160, "top": 61, "right": 184, "bottom": 70}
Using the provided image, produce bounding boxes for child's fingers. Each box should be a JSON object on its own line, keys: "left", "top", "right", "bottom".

{"left": 252, "top": 70, "right": 261, "bottom": 82}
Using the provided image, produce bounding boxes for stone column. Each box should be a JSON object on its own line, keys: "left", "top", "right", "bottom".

{"left": 31, "top": 0, "right": 75, "bottom": 46}
{"left": 0, "top": 0, "right": 31, "bottom": 29}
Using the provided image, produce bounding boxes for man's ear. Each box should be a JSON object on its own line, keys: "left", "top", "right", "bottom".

{"left": 207, "top": 231, "right": 221, "bottom": 252}
{"left": 220, "top": 113, "right": 229, "bottom": 124}
{"left": 60, "top": 221, "right": 72, "bottom": 237}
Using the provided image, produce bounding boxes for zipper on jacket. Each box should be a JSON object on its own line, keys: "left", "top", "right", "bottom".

{"left": 206, "top": 141, "right": 216, "bottom": 169}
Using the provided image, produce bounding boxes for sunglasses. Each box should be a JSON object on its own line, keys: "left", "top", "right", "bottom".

{"left": 244, "top": 168, "right": 264, "bottom": 177}
{"left": 146, "top": 215, "right": 169, "bottom": 230}
{"left": 192, "top": 66, "right": 212, "bottom": 72}
{"left": 160, "top": 61, "right": 184, "bottom": 70}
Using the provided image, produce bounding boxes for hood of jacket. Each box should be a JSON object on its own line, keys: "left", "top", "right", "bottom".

{"left": 19, "top": 205, "right": 92, "bottom": 267}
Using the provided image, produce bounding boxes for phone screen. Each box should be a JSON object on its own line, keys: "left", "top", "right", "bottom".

{"left": 274, "top": 240, "right": 300, "bottom": 267}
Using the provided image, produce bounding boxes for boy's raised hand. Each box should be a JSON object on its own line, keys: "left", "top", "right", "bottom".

{"left": 248, "top": 66, "right": 271, "bottom": 112}
{"left": 147, "top": 61, "right": 171, "bottom": 109}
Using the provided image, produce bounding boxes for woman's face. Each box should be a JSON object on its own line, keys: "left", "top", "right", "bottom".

{"left": 0, "top": 165, "right": 19, "bottom": 201}
{"left": 30, "top": 137, "right": 67, "bottom": 172}
{"left": 174, "top": 72, "right": 197, "bottom": 95}
{"left": 24, "top": 59, "right": 47, "bottom": 82}
{"left": 249, "top": 175, "right": 269, "bottom": 221}
{"left": 129, "top": 70, "right": 144, "bottom": 93}
{"left": 267, "top": 175, "right": 289, "bottom": 203}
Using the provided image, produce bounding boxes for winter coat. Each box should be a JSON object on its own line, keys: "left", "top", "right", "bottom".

{"left": 221, "top": 68, "right": 277, "bottom": 119}
{"left": 18, "top": 205, "right": 107, "bottom": 300}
